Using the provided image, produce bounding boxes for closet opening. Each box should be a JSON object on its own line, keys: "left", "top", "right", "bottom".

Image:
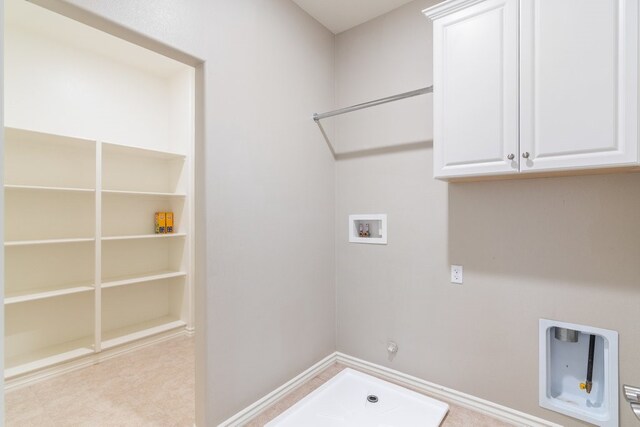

{"left": 3, "top": 0, "right": 205, "bottom": 424}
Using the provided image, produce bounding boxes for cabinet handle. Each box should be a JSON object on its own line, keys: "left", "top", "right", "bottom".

{"left": 507, "top": 153, "right": 515, "bottom": 160}
{"left": 522, "top": 152, "right": 530, "bottom": 159}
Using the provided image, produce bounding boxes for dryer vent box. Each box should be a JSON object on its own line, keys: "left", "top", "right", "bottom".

{"left": 539, "top": 319, "right": 618, "bottom": 426}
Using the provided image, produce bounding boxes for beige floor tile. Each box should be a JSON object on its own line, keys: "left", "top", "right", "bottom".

{"left": 5, "top": 386, "right": 43, "bottom": 425}
{"left": 442, "top": 403, "right": 513, "bottom": 426}
{"left": 245, "top": 414, "right": 272, "bottom": 427}
{"left": 5, "top": 336, "right": 195, "bottom": 427}
{"left": 9, "top": 412, "right": 58, "bottom": 427}
{"left": 167, "top": 411, "right": 198, "bottom": 427}
{"left": 315, "top": 362, "right": 347, "bottom": 381}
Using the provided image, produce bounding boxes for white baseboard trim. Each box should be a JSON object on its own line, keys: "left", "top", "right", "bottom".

{"left": 336, "top": 352, "right": 561, "bottom": 427}
{"left": 217, "top": 353, "right": 336, "bottom": 427}
{"left": 220, "top": 351, "right": 560, "bottom": 427}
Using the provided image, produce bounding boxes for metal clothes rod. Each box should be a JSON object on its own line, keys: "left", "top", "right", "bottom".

{"left": 313, "top": 86, "right": 433, "bottom": 122}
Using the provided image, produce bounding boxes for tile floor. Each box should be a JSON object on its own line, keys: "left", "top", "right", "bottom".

{"left": 6, "top": 337, "right": 509, "bottom": 426}
{"left": 5, "top": 335, "right": 194, "bottom": 426}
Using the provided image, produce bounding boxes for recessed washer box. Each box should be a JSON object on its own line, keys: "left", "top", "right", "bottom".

{"left": 348, "top": 214, "right": 387, "bottom": 244}
{"left": 539, "top": 319, "right": 618, "bottom": 426}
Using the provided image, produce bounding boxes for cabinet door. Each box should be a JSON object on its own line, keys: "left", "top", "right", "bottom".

{"left": 520, "top": 0, "right": 638, "bottom": 172}
{"left": 432, "top": 0, "right": 519, "bottom": 179}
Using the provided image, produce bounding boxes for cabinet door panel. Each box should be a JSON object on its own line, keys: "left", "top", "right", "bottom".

{"left": 432, "top": 0, "right": 519, "bottom": 178}
{"left": 520, "top": 0, "right": 638, "bottom": 172}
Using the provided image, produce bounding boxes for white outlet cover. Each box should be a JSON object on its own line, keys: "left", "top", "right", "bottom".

{"left": 450, "top": 265, "right": 463, "bottom": 284}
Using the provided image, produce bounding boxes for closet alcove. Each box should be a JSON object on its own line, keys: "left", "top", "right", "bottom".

{"left": 4, "top": 0, "right": 195, "bottom": 382}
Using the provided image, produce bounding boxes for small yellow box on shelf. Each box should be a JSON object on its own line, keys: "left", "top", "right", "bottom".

{"left": 155, "top": 212, "right": 166, "bottom": 234}
{"left": 166, "top": 212, "right": 174, "bottom": 233}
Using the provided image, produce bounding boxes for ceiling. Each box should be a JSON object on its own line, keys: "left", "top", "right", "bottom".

{"left": 291, "top": 0, "right": 416, "bottom": 34}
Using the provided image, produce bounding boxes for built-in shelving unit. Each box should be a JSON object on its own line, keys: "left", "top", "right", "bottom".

{"left": 4, "top": 0, "right": 195, "bottom": 382}
{"left": 4, "top": 127, "right": 193, "bottom": 379}
{"left": 99, "top": 141, "right": 190, "bottom": 355}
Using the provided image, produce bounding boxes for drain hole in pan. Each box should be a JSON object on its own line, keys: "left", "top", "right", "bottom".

{"left": 367, "top": 394, "right": 379, "bottom": 403}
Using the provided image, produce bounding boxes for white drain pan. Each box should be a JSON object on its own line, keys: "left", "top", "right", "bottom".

{"left": 266, "top": 368, "right": 449, "bottom": 426}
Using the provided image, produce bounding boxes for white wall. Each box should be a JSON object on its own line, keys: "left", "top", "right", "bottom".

{"left": 5, "top": 19, "right": 184, "bottom": 152}
{"left": 35, "top": 0, "right": 337, "bottom": 424}
{"left": 334, "top": 1, "right": 640, "bottom": 426}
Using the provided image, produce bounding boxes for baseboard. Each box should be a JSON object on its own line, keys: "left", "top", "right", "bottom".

{"left": 336, "top": 352, "right": 561, "bottom": 427}
{"left": 217, "top": 353, "right": 336, "bottom": 427}
{"left": 5, "top": 328, "right": 190, "bottom": 391}
{"left": 220, "top": 351, "right": 560, "bottom": 427}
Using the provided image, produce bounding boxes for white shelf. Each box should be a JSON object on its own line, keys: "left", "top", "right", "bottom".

{"left": 5, "top": 339, "right": 94, "bottom": 379}
{"left": 5, "top": 284, "right": 94, "bottom": 305}
{"left": 5, "top": 128, "right": 96, "bottom": 190}
{"left": 101, "top": 233, "right": 186, "bottom": 242}
{"left": 5, "top": 185, "right": 95, "bottom": 193}
{"left": 102, "top": 141, "right": 186, "bottom": 160}
{"left": 101, "top": 317, "right": 186, "bottom": 350}
{"left": 102, "top": 271, "right": 186, "bottom": 289}
{"left": 102, "top": 189, "right": 186, "bottom": 198}
{"left": 5, "top": 127, "right": 95, "bottom": 148}
{"left": 5, "top": 237, "right": 95, "bottom": 247}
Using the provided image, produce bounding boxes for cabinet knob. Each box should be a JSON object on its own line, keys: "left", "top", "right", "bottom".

{"left": 507, "top": 153, "right": 515, "bottom": 160}
{"left": 522, "top": 152, "right": 530, "bottom": 159}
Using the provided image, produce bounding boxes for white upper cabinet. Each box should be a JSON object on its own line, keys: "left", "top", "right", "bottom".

{"left": 430, "top": 0, "right": 519, "bottom": 178}
{"left": 425, "top": 0, "right": 639, "bottom": 180}
{"left": 520, "top": 0, "right": 638, "bottom": 173}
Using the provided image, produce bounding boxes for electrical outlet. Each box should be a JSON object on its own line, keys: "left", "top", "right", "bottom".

{"left": 451, "top": 265, "right": 463, "bottom": 284}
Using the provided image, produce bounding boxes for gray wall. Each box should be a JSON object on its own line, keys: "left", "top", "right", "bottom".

{"left": 47, "top": 0, "right": 337, "bottom": 424}
{"left": 335, "top": 1, "right": 640, "bottom": 426}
